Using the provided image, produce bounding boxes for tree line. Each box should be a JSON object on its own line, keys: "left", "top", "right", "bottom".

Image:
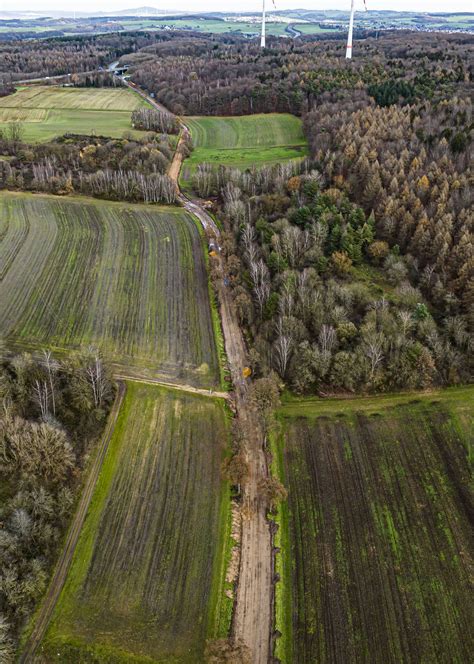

{"left": 0, "top": 346, "right": 114, "bottom": 660}
{"left": 0, "top": 128, "right": 177, "bottom": 204}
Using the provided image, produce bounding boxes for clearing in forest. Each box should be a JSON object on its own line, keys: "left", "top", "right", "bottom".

{"left": 39, "top": 382, "right": 232, "bottom": 663}
{"left": 273, "top": 386, "right": 474, "bottom": 664}
{"left": 0, "top": 85, "right": 148, "bottom": 141}
{"left": 181, "top": 113, "right": 308, "bottom": 185}
{"left": 0, "top": 192, "right": 220, "bottom": 387}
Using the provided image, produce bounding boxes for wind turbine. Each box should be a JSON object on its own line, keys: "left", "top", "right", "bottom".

{"left": 261, "top": 0, "right": 276, "bottom": 49}
{"left": 346, "top": 0, "right": 367, "bottom": 60}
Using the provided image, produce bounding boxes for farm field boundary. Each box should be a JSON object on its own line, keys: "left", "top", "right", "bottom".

{"left": 273, "top": 385, "right": 474, "bottom": 663}
{"left": 37, "top": 381, "right": 231, "bottom": 663}
{"left": 0, "top": 191, "right": 220, "bottom": 389}
{"left": 19, "top": 381, "right": 127, "bottom": 663}
{"left": 180, "top": 113, "right": 308, "bottom": 189}
{"left": 0, "top": 85, "right": 149, "bottom": 141}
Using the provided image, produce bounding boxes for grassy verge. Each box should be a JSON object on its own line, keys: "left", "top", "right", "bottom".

{"left": 193, "top": 213, "right": 230, "bottom": 391}
{"left": 280, "top": 384, "right": 474, "bottom": 418}
{"left": 269, "top": 426, "right": 293, "bottom": 664}
{"left": 207, "top": 418, "right": 234, "bottom": 639}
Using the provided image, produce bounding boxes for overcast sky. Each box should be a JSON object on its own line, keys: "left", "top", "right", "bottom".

{"left": 1, "top": 0, "right": 473, "bottom": 14}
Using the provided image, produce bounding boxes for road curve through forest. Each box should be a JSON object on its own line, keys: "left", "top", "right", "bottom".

{"left": 19, "top": 381, "right": 126, "bottom": 663}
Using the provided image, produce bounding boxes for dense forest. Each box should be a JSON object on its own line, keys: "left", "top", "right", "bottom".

{"left": 0, "top": 120, "right": 177, "bottom": 203}
{"left": 0, "top": 347, "right": 113, "bottom": 660}
{"left": 122, "top": 31, "right": 473, "bottom": 115}
{"left": 178, "top": 33, "right": 473, "bottom": 393}
{"left": 0, "top": 31, "right": 173, "bottom": 83}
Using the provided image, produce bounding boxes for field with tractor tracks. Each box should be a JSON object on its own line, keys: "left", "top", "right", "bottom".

{"left": 0, "top": 192, "right": 220, "bottom": 386}
{"left": 0, "top": 85, "right": 148, "bottom": 141}
{"left": 39, "top": 382, "right": 231, "bottom": 663}
{"left": 273, "top": 386, "right": 474, "bottom": 664}
{"left": 181, "top": 113, "right": 308, "bottom": 187}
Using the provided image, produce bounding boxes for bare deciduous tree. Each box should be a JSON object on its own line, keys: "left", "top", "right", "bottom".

{"left": 249, "top": 259, "right": 270, "bottom": 318}
{"left": 319, "top": 324, "right": 337, "bottom": 353}
{"left": 33, "top": 379, "right": 49, "bottom": 420}
{"left": 362, "top": 332, "right": 386, "bottom": 380}
{"left": 84, "top": 347, "right": 109, "bottom": 409}
{"left": 273, "top": 318, "right": 293, "bottom": 378}
{"left": 40, "top": 350, "right": 59, "bottom": 417}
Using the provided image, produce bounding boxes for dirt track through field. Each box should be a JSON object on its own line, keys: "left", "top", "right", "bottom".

{"left": 113, "top": 371, "right": 229, "bottom": 400}
{"left": 167, "top": 112, "right": 273, "bottom": 662}
{"left": 19, "top": 382, "right": 126, "bottom": 664}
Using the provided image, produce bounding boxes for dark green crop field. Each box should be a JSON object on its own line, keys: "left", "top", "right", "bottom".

{"left": 0, "top": 192, "right": 219, "bottom": 386}
{"left": 273, "top": 386, "right": 474, "bottom": 663}
{"left": 40, "top": 382, "right": 231, "bottom": 663}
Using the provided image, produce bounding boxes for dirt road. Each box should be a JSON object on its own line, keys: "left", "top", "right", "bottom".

{"left": 167, "top": 126, "right": 191, "bottom": 190}
{"left": 114, "top": 372, "right": 229, "bottom": 400}
{"left": 19, "top": 382, "right": 126, "bottom": 663}
{"left": 209, "top": 216, "right": 273, "bottom": 664}
{"left": 161, "top": 93, "right": 274, "bottom": 663}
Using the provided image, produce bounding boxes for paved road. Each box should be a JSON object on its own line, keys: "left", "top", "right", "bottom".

{"left": 286, "top": 23, "right": 302, "bottom": 38}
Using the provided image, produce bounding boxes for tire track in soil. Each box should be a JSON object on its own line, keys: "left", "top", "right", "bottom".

{"left": 19, "top": 381, "right": 126, "bottom": 664}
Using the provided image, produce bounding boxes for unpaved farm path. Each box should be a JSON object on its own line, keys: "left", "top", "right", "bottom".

{"left": 166, "top": 108, "right": 273, "bottom": 662}
{"left": 168, "top": 126, "right": 191, "bottom": 187}
{"left": 19, "top": 381, "right": 126, "bottom": 664}
{"left": 113, "top": 372, "right": 229, "bottom": 400}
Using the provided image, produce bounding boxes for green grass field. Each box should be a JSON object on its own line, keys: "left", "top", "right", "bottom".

{"left": 0, "top": 192, "right": 219, "bottom": 386}
{"left": 181, "top": 113, "right": 308, "bottom": 187}
{"left": 121, "top": 18, "right": 292, "bottom": 35}
{"left": 0, "top": 86, "right": 148, "bottom": 142}
{"left": 273, "top": 385, "right": 474, "bottom": 663}
{"left": 0, "top": 18, "right": 336, "bottom": 37}
{"left": 40, "top": 382, "right": 231, "bottom": 663}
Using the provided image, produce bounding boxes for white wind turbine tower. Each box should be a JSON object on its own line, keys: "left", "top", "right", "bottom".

{"left": 261, "top": 0, "right": 276, "bottom": 49}
{"left": 346, "top": 0, "right": 368, "bottom": 59}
